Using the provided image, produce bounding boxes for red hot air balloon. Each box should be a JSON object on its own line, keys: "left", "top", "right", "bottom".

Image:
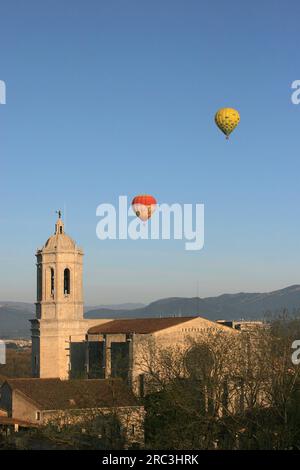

{"left": 132, "top": 194, "right": 157, "bottom": 222}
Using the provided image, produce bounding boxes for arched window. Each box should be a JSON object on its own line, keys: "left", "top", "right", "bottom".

{"left": 50, "top": 268, "right": 55, "bottom": 295}
{"left": 37, "top": 264, "right": 42, "bottom": 300}
{"left": 64, "top": 268, "right": 70, "bottom": 295}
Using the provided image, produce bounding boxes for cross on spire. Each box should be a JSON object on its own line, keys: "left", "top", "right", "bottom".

{"left": 55, "top": 210, "right": 64, "bottom": 234}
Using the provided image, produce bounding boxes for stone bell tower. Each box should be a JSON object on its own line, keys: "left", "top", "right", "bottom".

{"left": 31, "top": 212, "right": 87, "bottom": 379}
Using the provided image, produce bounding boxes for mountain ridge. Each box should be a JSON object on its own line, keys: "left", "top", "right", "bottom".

{"left": 1, "top": 285, "right": 300, "bottom": 338}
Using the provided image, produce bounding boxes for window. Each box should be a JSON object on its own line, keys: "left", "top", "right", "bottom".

{"left": 36, "top": 411, "right": 41, "bottom": 421}
{"left": 64, "top": 268, "right": 70, "bottom": 295}
{"left": 139, "top": 374, "right": 145, "bottom": 398}
{"left": 37, "top": 264, "right": 42, "bottom": 300}
{"left": 131, "top": 424, "right": 135, "bottom": 436}
{"left": 50, "top": 268, "right": 55, "bottom": 295}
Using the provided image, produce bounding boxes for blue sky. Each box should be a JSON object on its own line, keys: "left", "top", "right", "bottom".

{"left": 1, "top": 0, "right": 300, "bottom": 304}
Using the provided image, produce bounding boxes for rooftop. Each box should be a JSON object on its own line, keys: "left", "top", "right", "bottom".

{"left": 3, "top": 378, "right": 139, "bottom": 410}
{"left": 41, "top": 215, "right": 79, "bottom": 252}
{"left": 88, "top": 316, "right": 197, "bottom": 335}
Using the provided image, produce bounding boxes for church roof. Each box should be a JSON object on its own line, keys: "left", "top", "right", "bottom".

{"left": 42, "top": 215, "right": 76, "bottom": 251}
{"left": 88, "top": 317, "right": 197, "bottom": 335}
{"left": 3, "top": 378, "right": 139, "bottom": 410}
{"left": 44, "top": 233, "right": 76, "bottom": 251}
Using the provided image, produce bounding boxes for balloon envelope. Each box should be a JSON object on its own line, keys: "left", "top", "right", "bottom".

{"left": 215, "top": 108, "right": 240, "bottom": 139}
{"left": 132, "top": 194, "right": 157, "bottom": 221}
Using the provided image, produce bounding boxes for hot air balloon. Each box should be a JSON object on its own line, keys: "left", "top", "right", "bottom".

{"left": 215, "top": 108, "right": 240, "bottom": 139}
{"left": 132, "top": 194, "right": 157, "bottom": 222}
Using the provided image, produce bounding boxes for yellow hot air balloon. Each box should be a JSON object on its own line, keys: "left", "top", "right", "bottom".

{"left": 215, "top": 108, "right": 240, "bottom": 139}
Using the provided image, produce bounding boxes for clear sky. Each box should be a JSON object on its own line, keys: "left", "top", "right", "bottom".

{"left": 1, "top": 0, "right": 300, "bottom": 305}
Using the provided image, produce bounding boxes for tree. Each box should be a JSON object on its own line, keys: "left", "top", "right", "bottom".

{"left": 141, "top": 321, "right": 300, "bottom": 449}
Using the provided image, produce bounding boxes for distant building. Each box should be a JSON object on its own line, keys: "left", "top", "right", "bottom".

{"left": 216, "top": 320, "right": 266, "bottom": 331}
{"left": 4, "top": 339, "right": 31, "bottom": 350}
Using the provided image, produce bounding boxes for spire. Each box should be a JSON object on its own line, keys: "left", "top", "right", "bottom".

{"left": 55, "top": 210, "right": 64, "bottom": 235}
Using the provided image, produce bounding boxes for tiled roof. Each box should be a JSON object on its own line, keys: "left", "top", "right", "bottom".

{"left": 4, "top": 378, "right": 139, "bottom": 410}
{"left": 88, "top": 317, "right": 196, "bottom": 335}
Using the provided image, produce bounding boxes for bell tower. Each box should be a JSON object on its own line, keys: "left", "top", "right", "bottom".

{"left": 31, "top": 212, "right": 87, "bottom": 379}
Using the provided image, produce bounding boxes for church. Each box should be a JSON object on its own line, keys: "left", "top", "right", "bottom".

{"left": 0, "top": 213, "right": 238, "bottom": 437}
{"left": 30, "top": 213, "right": 237, "bottom": 393}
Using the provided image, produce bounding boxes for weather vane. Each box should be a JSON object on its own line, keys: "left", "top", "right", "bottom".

{"left": 56, "top": 209, "right": 62, "bottom": 219}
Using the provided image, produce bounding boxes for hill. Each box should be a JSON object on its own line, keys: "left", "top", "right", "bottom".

{"left": 85, "top": 284, "right": 300, "bottom": 320}
{"left": 1, "top": 285, "right": 300, "bottom": 338}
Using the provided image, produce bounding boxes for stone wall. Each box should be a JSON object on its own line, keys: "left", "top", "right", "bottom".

{"left": 42, "top": 406, "right": 145, "bottom": 448}
{"left": 130, "top": 317, "right": 239, "bottom": 395}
